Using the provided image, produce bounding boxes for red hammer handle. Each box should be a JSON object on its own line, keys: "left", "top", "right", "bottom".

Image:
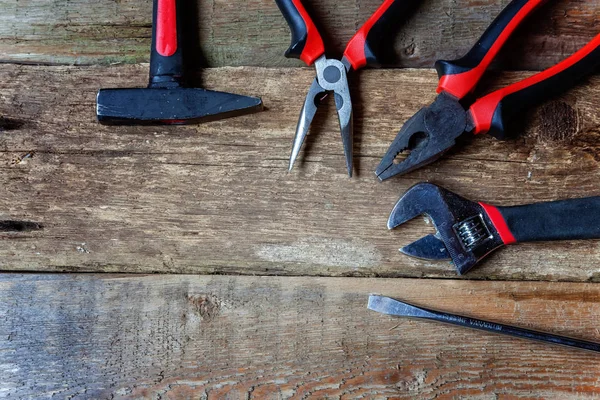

{"left": 150, "top": 0, "right": 184, "bottom": 86}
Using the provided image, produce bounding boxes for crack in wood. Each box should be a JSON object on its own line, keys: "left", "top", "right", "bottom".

{"left": 0, "top": 220, "right": 43, "bottom": 232}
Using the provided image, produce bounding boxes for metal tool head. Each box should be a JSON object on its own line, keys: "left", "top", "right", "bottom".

{"left": 289, "top": 78, "right": 328, "bottom": 171}
{"left": 388, "top": 182, "right": 504, "bottom": 274}
{"left": 368, "top": 295, "right": 431, "bottom": 318}
{"left": 289, "top": 55, "right": 354, "bottom": 176}
{"left": 376, "top": 92, "right": 472, "bottom": 181}
{"left": 96, "top": 86, "right": 263, "bottom": 125}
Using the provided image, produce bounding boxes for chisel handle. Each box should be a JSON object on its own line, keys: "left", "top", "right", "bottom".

{"left": 149, "top": 0, "right": 184, "bottom": 87}
{"left": 419, "top": 307, "right": 600, "bottom": 353}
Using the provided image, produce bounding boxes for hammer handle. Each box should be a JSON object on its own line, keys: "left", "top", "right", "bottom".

{"left": 149, "top": 0, "right": 184, "bottom": 86}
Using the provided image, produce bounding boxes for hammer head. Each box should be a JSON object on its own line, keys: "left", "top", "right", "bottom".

{"left": 96, "top": 87, "right": 263, "bottom": 125}
{"left": 388, "top": 183, "right": 504, "bottom": 274}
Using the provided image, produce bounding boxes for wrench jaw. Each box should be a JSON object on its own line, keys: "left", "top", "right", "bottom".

{"left": 400, "top": 234, "right": 450, "bottom": 260}
{"left": 387, "top": 182, "right": 452, "bottom": 229}
{"left": 388, "top": 183, "right": 505, "bottom": 274}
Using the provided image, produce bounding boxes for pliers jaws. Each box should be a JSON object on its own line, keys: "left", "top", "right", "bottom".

{"left": 290, "top": 56, "right": 354, "bottom": 176}
{"left": 376, "top": 92, "right": 472, "bottom": 181}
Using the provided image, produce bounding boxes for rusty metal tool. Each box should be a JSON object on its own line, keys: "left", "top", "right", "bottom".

{"left": 97, "top": 0, "right": 263, "bottom": 125}
{"left": 368, "top": 295, "right": 600, "bottom": 353}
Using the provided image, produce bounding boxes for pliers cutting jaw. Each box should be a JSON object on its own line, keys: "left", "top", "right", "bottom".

{"left": 290, "top": 56, "right": 354, "bottom": 176}
{"left": 375, "top": 92, "right": 471, "bottom": 180}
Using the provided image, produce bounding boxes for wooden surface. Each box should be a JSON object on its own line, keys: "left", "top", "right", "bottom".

{"left": 0, "top": 65, "right": 598, "bottom": 280}
{"left": 2, "top": 274, "right": 600, "bottom": 399}
{"left": 1, "top": 0, "right": 600, "bottom": 397}
{"left": 0, "top": 0, "right": 597, "bottom": 70}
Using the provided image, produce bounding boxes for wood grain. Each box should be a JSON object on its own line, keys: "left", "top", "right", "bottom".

{"left": 0, "top": 64, "right": 598, "bottom": 280}
{"left": 0, "top": 0, "right": 597, "bottom": 70}
{"left": 2, "top": 274, "right": 600, "bottom": 398}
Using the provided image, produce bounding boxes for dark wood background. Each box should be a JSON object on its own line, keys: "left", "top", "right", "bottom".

{"left": 0, "top": 0, "right": 599, "bottom": 398}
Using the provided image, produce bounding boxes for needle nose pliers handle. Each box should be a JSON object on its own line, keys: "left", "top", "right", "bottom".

{"left": 276, "top": 0, "right": 417, "bottom": 69}
{"left": 274, "top": 0, "right": 325, "bottom": 65}
{"left": 343, "top": 0, "right": 418, "bottom": 70}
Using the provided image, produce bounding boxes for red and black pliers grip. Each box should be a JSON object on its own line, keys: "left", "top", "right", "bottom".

{"left": 469, "top": 33, "right": 600, "bottom": 138}
{"left": 435, "top": 0, "right": 546, "bottom": 100}
{"left": 343, "top": 0, "right": 416, "bottom": 70}
{"left": 481, "top": 196, "right": 600, "bottom": 246}
{"left": 275, "top": 0, "right": 325, "bottom": 66}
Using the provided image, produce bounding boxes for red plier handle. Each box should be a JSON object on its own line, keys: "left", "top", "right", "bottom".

{"left": 275, "top": 0, "right": 416, "bottom": 69}
{"left": 274, "top": 0, "right": 325, "bottom": 65}
{"left": 470, "top": 34, "right": 600, "bottom": 137}
{"left": 435, "top": 0, "right": 600, "bottom": 139}
{"left": 436, "top": 0, "right": 547, "bottom": 100}
{"left": 343, "top": 0, "right": 418, "bottom": 70}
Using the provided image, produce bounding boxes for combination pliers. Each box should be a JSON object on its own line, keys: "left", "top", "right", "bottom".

{"left": 376, "top": 0, "right": 600, "bottom": 180}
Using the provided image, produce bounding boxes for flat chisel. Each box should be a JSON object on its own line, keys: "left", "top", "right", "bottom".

{"left": 368, "top": 295, "right": 600, "bottom": 353}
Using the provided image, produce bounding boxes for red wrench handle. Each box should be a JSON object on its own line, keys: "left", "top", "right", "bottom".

{"left": 343, "top": 0, "right": 417, "bottom": 70}
{"left": 481, "top": 196, "right": 600, "bottom": 245}
{"left": 436, "top": 0, "right": 545, "bottom": 100}
{"left": 469, "top": 34, "right": 600, "bottom": 138}
{"left": 275, "top": 0, "right": 325, "bottom": 66}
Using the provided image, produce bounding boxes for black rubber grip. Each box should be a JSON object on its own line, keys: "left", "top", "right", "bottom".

{"left": 149, "top": 0, "right": 184, "bottom": 87}
{"left": 497, "top": 197, "right": 600, "bottom": 243}
{"left": 361, "top": 0, "right": 417, "bottom": 67}
{"left": 274, "top": 0, "right": 325, "bottom": 65}
{"left": 435, "top": 0, "right": 533, "bottom": 78}
{"left": 486, "top": 39, "right": 600, "bottom": 139}
{"left": 275, "top": 0, "right": 308, "bottom": 59}
{"left": 434, "top": 0, "right": 545, "bottom": 100}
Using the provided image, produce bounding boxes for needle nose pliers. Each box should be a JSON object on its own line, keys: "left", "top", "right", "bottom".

{"left": 376, "top": 0, "right": 600, "bottom": 181}
{"left": 275, "top": 0, "right": 415, "bottom": 176}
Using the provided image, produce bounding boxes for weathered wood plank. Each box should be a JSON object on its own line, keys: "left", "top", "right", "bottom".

{"left": 2, "top": 274, "right": 600, "bottom": 398}
{"left": 0, "top": 0, "right": 597, "bottom": 69}
{"left": 0, "top": 65, "right": 598, "bottom": 280}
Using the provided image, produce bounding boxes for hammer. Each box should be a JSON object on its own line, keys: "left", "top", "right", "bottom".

{"left": 96, "top": 0, "right": 263, "bottom": 125}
